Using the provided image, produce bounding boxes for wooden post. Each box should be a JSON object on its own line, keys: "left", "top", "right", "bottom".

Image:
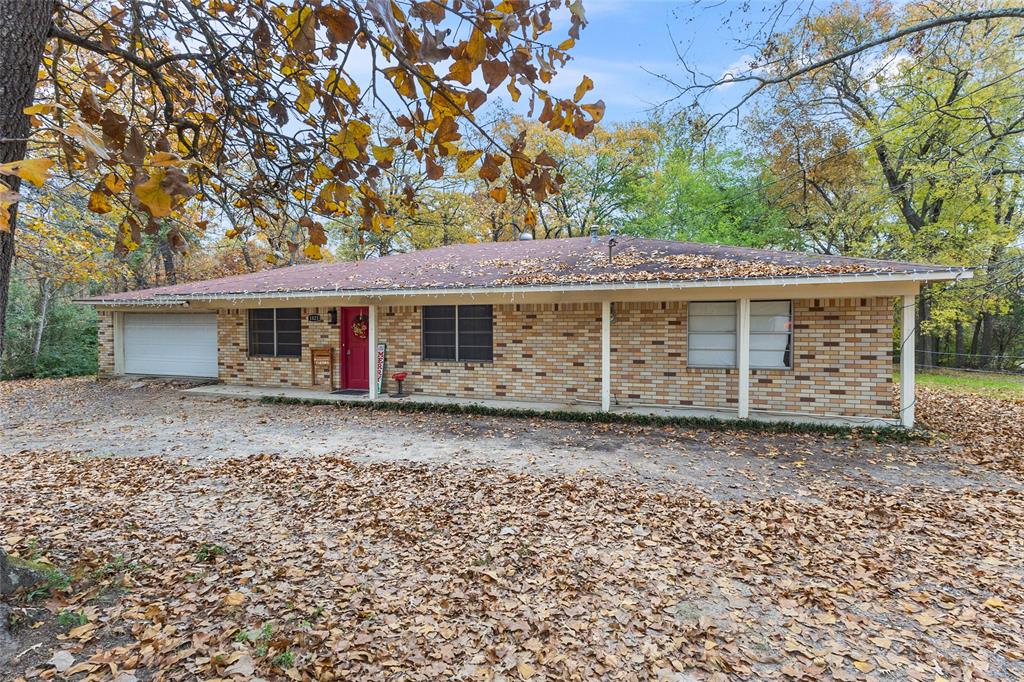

{"left": 601, "top": 300, "right": 611, "bottom": 412}
{"left": 901, "top": 294, "right": 916, "bottom": 428}
{"left": 737, "top": 298, "right": 750, "bottom": 419}
{"left": 368, "top": 304, "right": 378, "bottom": 400}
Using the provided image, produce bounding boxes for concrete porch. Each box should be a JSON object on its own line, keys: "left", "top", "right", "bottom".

{"left": 184, "top": 383, "right": 900, "bottom": 428}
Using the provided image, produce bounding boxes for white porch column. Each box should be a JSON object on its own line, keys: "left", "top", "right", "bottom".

{"left": 601, "top": 300, "right": 611, "bottom": 412}
{"left": 901, "top": 294, "right": 916, "bottom": 428}
{"left": 368, "top": 304, "right": 378, "bottom": 400}
{"left": 737, "top": 298, "right": 751, "bottom": 419}
{"left": 112, "top": 311, "right": 125, "bottom": 375}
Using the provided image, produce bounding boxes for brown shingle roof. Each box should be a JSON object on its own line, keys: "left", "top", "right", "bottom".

{"left": 82, "top": 237, "right": 969, "bottom": 303}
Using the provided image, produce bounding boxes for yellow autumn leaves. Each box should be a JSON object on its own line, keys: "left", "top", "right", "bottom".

{"left": 135, "top": 170, "right": 173, "bottom": 217}
{"left": 0, "top": 158, "right": 54, "bottom": 231}
{"left": 8, "top": 0, "right": 602, "bottom": 260}
{"left": 84, "top": 152, "right": 194, "bottom": 220}
{"left": 329, "top": 120, "right": 373, "bottom": 161}
{"left": 0, "top": 158, "right": 53, "bottom": 188}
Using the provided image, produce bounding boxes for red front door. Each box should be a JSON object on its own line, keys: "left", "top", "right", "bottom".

{"left": 340, "top": 306, "right": 370, "bottom": 390}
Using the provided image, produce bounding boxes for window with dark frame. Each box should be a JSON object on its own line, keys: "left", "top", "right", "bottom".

{"left": 422, "top": 305, "right": 493, "bottom": 361}
{"left": 456, "top": 305, "right": 494, "bottom": 361}
{"left": 248, "top": 308, "right": 302, "bottom": 357}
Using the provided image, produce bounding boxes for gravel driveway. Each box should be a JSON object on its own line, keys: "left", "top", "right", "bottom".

{"left": 1, "top": 377, "right": 1013, "bottom": 500}
{"left": 3, "top": 377, "right": 1023, "bottom": 680}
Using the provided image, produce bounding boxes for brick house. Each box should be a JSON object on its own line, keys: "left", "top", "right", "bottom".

{"left": 80, "top": 237, "right": 971, "bottom": 427}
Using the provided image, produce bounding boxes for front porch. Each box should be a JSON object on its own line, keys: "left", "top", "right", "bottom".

{"left": 184, "top": 382, "right": 900, "bottom": 428}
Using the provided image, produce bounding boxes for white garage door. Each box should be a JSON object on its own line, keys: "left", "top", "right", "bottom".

{"left": 123, "top": 313, "right": 218, "bottom": 377}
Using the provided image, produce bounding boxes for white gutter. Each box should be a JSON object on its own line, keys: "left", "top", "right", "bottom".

{"left": 77, "top": 268, "right": 972, "bottom": 306}
{"left": 74, "top": 299, "right": 191, "bottom": 307}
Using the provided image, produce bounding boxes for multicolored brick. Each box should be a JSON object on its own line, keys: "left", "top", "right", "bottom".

{"left": 99, "top": 296, "right": 896, "bottom": 420}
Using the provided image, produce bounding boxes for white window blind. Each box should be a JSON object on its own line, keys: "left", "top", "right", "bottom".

{"left": 687, "top": 300, "right": 793, "bottom": 369}
{"left": 688, "top": 301, "right": 737, "bottom": 367}
{"left": 750, "top": 300, "right": 792, "bottom": 369}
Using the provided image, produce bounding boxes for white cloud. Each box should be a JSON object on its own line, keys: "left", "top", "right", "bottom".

{"left": 716, "top": 54, "right": 760, "bottom": 90}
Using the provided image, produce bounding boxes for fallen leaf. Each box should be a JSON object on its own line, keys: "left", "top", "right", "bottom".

{"left": 224, "top": 591, "right": 246, "bottom": 606}
{"left": 48, "top": 650, "right": 75, "bottom": 673}
{"left": 224, "top": 653, "right": 255, "bottom": 677}
{"left": 853, "top": 660, "right": 875, "bottom": 673}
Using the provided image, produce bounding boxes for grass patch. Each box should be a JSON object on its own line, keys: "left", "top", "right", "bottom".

{"left": 272, "top": 651, "right": 295, "bottom": 668}
{"left": 904, "top": 369, "right": 1024, "bottom": 400}
{"left": 259, "top": 395, "right": 921, "bottom": 443}
{"left": 235, "top": 622, "right": 273, "bottom": 651}
{"left": 92, "top": 554, "right": 139, "bottom": 578}
{"left": 193, "top": 542, "right": 226, "bottom": 563}
{"left": 25, "top": 567, "right": 71, "bottom": 601}
{"left": 56, "top": 609, "right": 89, "bottom": 628}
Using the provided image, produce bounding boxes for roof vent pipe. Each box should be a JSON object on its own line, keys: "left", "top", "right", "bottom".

{"left": 590, "top": 225, "right": 598, "bottom": 244}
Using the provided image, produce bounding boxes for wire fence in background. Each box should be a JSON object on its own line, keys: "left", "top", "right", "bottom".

{"left": 893, "top": 349, "right": 1024, "bottom": 375}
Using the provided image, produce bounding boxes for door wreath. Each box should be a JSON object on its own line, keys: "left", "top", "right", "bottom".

{"left": 351, "top": 314, "right": 368, "bottom": 338}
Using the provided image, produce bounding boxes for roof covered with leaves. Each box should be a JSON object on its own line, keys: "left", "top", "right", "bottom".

{"left": 83, "top": 237, "right": 970, "bottom": 302}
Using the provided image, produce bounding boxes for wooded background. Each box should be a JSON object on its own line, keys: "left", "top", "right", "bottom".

{"left": 2, "top": 0, "right": 1022, "bottom": 378}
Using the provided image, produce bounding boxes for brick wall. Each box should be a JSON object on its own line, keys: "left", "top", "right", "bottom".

{"left": 218, "top": 307, "right": 340, "bottom": 391}
{"left": 747, "top": 297, "right": 894, "bottom": 419}
{"left": 611, "top": 301, "right": 738, "bottom": 409}
{"left": 97, "top": 311, "right": 115, "bottom": 377}
{"left": 96, "top": 297, "right": 896, "bottom": 420}
{"left": 378, "top": 303, "right": 602, "bottom": 403}
{"left": 610, "top": 297, "right": 894, "bottom": 418}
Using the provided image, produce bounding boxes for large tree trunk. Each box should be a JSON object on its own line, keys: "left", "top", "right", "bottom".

{"left": 969, "top": 315, "right": 982, "bottom": 364}
{"left": 0, "top": 0, "right": 57, "bottom": 375}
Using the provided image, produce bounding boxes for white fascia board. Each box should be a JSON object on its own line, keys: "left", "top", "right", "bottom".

{"left": 76, "top": 299, "right": 191, "bottom": 308}
{"left": 76, "top": 268, "right": 973, "bottom": 306}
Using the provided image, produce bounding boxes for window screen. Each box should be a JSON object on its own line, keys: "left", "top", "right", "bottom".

{"left": 422, "top": 305, "right": 493, "bottom": 361}
{"left": 750, "top": 300, "right": 792, "bottom": 369}
{"left": 422, "top": 305, "right": 457, "bottom": 360}
{"left": 687, "top": 301, "right": 737, "bottom": 368}
{"left": 457, "top": 305, "right": 494, "bottom": 361}
{"left": 248, "top": 308, "right": 302, "bottom": 358}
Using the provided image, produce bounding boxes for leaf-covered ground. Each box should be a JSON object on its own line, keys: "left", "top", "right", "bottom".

{"left": 1, "top": 378, "right": 1022, "bottom": 681}
{"left": 916, "top": 385, "right": 1024, "bottom": 477}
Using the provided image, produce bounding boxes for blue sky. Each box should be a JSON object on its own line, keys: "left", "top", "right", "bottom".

{"left": 539, "top": 0, "right": 788, "bottom": 123}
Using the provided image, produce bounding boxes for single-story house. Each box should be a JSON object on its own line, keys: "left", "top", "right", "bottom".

{"left": 79, "top": 236, "right": 971, "bottom": 427}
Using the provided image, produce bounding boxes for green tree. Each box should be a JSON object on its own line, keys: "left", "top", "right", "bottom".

{"left": 751, "top": 1, "right": 1024, "bottom": 365}
{"left": 626, "top": 144, "right": 793, "bottom": 248}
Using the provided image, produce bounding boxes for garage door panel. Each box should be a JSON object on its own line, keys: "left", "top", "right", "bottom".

{"left": 123, "top": 314, "right": 218, "bottom": 377}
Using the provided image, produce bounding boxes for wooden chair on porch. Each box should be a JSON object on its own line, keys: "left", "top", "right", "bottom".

{"left": 310, "top": 347, "right": 335, "bottom": 391}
